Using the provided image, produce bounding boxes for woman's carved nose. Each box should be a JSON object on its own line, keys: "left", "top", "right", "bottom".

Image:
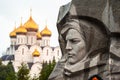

{"left": 65, "top": 41, "right": 72, "bottom": 50}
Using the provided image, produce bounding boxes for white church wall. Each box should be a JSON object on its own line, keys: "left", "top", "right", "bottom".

{"left": 41, "top": 36, "right": 50, "bottom": 46}
{"left": 53, "top": 46, "right": 62, "bottom": 62}
{"left": 27, "top": 50, "right": 33, "bottom": 62}
{"left": 30, "top": 62, "right": 42, "bottom": 78}
{"left": 15, "top": 45, "right": 29, "bottom": 62}
{"left": 13, "top": 61, "right": 21, "bottom": 72}
{"left": 15, "top": 50, "right": 22, "bottom": 62}
{"left": 16, "top": 35, "right": 27, "bottom": 45}
{"left": 30, "top": 45, "right": 42, "bottom": 54}
{"left": 26, "top": 32, "right": 37, "bottom": 45}
{"left": 11, "top": 38, "right": 16, "bottom": 45}
{"left": 42, "top": 46, "right": 53, "bottom": 63}
{"left": 36, "top": 39, "right": 41, "bottom": 46}
{"left": 33, "top": 57, "right": 40, "bottom": 63}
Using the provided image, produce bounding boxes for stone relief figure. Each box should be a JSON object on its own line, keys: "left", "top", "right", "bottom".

{"left": 49, "top": 0, "right": 120, "bottom": 80}
{"left": 49, "top": 14, "right": 110, "bottom": 80}
{"left": 65, "top": 18, "right": 110, "bottom": 80}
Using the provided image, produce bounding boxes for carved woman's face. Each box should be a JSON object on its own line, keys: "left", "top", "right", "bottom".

{"left": 65, "top": 29, "right": 86, "bottom": 64}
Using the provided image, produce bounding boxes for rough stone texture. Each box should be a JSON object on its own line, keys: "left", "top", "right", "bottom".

{"left": 71, "top": 0, "right": 120, "bottom": 33}
{"left": 71, "top": 0, "right": 107, "bottom": 20}
{"left": 109, "top": 0, "right": 120, "bottom": 32}
{"left": 49, "top": 0, "right": 120, "bottom": 80}
{"left": 109, "top": 33, "right": 120, "bottom": 80}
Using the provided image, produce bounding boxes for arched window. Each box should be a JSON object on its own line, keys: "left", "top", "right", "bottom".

{"left": 47, "top": 49, "right": 48, "bottom": 56}
{"left": 22, "top": 48, "right": 24, "bottom": 55}
{"left": 18, "top": 38, "right": 19, "bottom": 43}
{"left": 43, "top": 40, "right": 45, "bottom": 46}
{"left": 57, "top": 50, "right": 59, "bottom": 56}
{"left": 47, "top": 40, "right": 48, "bottom": 46}
{"left": 27, "top": 36, "right": 29, "bottom": 44}
{"left": 44, "top": 40, "right": 46, "bottom": 46}
{"left": 31, "top": 37, "right": 33, "bottom": 44}
{"left": 21, "top": 38, "right": 23, "bottom": 43}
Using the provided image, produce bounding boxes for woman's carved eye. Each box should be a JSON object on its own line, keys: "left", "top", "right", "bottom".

{"left": 71, "top": 39, "right": 80, "bottom": 43}
{"left": 114, "top": 44, "right": 120, "bottom": 49}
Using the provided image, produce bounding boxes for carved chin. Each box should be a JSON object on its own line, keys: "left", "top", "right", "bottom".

{"left": 68, "top": 57, "right": 77, "bottom": 64}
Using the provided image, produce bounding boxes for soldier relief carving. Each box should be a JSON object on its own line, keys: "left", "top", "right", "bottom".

{"left": 49, "top": 0, "right": 120, "bottom": 80}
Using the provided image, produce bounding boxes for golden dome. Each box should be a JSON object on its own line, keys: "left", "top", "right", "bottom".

{"left": 24, "top": 16, "right": 38, "bottom": 31}
{"left": 41, "top": 26, "right": 52, "bottom": 36}
{"left": 16, "top": 23, "right": 27, "bottom": 34}
{"left": 32, "top": 49, "right": 40, "bottom": 57}
{"left": 9, "top": 27, "right": 16, "bottom": 37}
{"left": 36, "top": 31, "right": 42, "bottom": 39}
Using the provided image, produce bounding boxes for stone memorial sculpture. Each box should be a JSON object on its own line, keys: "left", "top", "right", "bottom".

{"left": 49, "top": 0, "right": 120, "bottom": 80}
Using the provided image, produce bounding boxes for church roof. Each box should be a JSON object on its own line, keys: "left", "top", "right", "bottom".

{"left": 27, "top": 62, "right": 33, "bottom": 69}
{"left": 1, "top": 55, "right": 14, "bottom": 61}
{"left": 24, "top": 16, "right": 38, "bottom": 31}
{"left": 9, "top": 27, "right": 16, "bottom": 38}
{"left": 16, "top": 23, "right": 27, "bottom": 34}
{"left": 32, "top": 49, "right": 40, "bottom": 56}
{"left": 36, "top": 31, "right": 42, "bottom": 40}
{"left": 41, "top": 25, "right": 52, "bottom": 36}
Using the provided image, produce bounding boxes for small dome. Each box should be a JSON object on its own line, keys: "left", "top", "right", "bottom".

{"left": 41, "top": 26, "right": 52, "bottom": 36}
{"left": 16, "top": 24, "right": 27, "bottom": 34}
{"left": 36, "top": 31, "right": 42, "bottom": 40}
{"left": 24, "top": 16, "right": 38, "bottom": 31}
{"left": 32, "top": 49, "right": 40, "bottom": 57}
{"left": 9, "top": 27, "right": 16, "bottom": 38}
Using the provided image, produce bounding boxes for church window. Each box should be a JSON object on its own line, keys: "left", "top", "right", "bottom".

{"left": 57, "top": 50, "right": 59, "bottom": 56}
{"left": 43, "top": 40, "right": 45, "bottom": 46}
{"left": 46, "top": 40, "right": 48, "bottom": 46}
{"left": 44, "top": 40, "right": 46, "bottom": 46}
{"left": 20, "top": 38, "right": 21, "bottom": 44}
{"left": 47, "top": 40, "right": 49, "bottom": 46}
{"left": 18, "top": 38, "right": 19, "bottom": 43}
{"left": 22, "top": 48, "right": 24, "bottom": 55}
{"left": 47, "top": 49, "right": 48, "bottom": 56}
{"left": 21, "top": 38, "right": 23, "bottom": 43}
{"left": 31, "top": 37, "right": 33, "bottom": 44}
{"left": 27, "top": 36, "right": 28, "bottom": 44}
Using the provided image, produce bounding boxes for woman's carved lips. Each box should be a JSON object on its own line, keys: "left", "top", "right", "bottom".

{"left": 68, "top": 52, "right": 75, "bottom": 58}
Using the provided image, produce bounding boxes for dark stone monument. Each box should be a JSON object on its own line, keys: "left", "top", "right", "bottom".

{"left": 49, "top": 0, "right": 120, "bottom": 80}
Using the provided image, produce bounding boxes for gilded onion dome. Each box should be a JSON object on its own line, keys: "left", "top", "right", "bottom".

{"left": 36, "top": 31, "right": 42, "bottom": 40}
{"left": 16, "top": 23, "right": 27, "bottom": 34}
{"left": 24, "top": 16, "right": 38, "bottom": 32}
{"left": 32, "top": 49, "right": 40, "bottom": 57}
{"left": 41, "top": 26, "right": 52, "bottom": 36}
{"left": 9, "top": 27, "right": 16, "bottom": 38}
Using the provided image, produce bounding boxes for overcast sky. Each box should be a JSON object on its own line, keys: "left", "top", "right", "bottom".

{"left": 0, "top": 0, "right": 71, "bottom": 56}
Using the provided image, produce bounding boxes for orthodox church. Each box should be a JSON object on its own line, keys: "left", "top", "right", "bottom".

{"left": 1, "top": 12, "right": 62, "bottom": 78}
